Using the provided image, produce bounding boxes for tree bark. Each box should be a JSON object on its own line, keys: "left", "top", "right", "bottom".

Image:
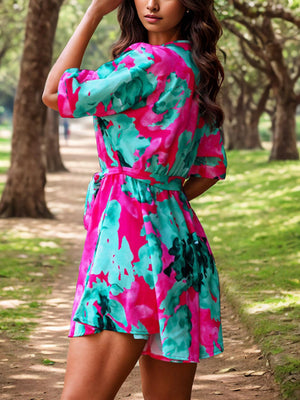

{"left": 270, "top": 97, "right": 298, "bottom": 161}
{"left": 44, "top": 109, "right": 68, "bottom": 173}
{"left": 0, "top": 0, "right": 64, "bottom": 218}
{"left": 262, "top": 21, "right": 299, "bottom": 161}
{"left": 222, "top": 80, "right": 264, "bottom": 150}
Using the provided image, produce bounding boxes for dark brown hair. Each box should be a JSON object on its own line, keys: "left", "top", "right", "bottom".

{"left": 112, "top": 0, "right": 224, "bottom": 127}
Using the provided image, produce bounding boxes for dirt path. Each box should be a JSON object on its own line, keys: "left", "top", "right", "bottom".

{"left": 0, "top": 120, "right": 280, "bottom": 400}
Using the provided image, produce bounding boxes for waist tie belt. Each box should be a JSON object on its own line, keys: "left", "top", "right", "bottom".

{"left": 84, "top": 168, "right": 185, "bottom": 230}
{"left": 98, "top": 167, "right": 185, "bottom": 191}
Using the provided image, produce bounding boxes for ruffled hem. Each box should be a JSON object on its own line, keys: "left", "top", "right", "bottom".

{"left": 68, "top": 322, "right": 224, "bottom": 363}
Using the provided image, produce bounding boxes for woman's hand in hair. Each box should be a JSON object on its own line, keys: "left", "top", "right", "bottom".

{"left": 90, "top": 0, "right": 123, "bottom": 16}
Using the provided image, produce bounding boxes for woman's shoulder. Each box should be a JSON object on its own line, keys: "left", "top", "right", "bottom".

{"left": 123, "top": 40, "right": 191, "bottom": 57}
{"left": 119, "top": 41, "right": 195, "bottom": 74}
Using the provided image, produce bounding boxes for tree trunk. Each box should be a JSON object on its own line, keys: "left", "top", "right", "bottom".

{"left": 223, "top": 99, "right": 263, "bottom": 150}
{"left": 261, "top": 19, "right": 299, "bottom": 161}
{"left": 223, "top": 119, "right": 240, "bottom": 150}
{"left": 224, "top": 111, "right": 263, "bottom": 150}
{"left": 245, "top": 120, "right": 262, "bottom": 149}
{"left": 222, "top": 81, "right": 263, "bottom": 150}
{"left": 0, "top": 0, "right": 64, "bottom": 218}
{"left": 222, "top": 84, "right": 246, "bottom": 150}
{"left": 44, "top": 109, "right": 68, "bottom": 173}
{"left": 270, "top": 97, "right": 299, "bottom": 160}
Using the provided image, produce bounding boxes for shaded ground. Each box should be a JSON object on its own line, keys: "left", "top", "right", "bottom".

{"left": 0, "top": 120, "right": 280, "bottom": 399}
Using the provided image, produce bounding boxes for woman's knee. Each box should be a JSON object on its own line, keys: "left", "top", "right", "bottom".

{"left": 60, "top": 389, "right": 114, "bottom": 400}
{"left": 140, "top": 355, "right": 196, "bottom": 400}
{"left": 142, "top": 390, "right": 192, "bottom": 400}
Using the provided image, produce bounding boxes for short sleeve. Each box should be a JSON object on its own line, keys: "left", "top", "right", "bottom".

{"left": 57, "top": 46, "right": 157, "bottom": 118}
{"left": 188, "top": 123, "right": 227, "bottom": 180}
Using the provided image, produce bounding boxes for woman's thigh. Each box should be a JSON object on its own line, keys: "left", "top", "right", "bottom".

{"left": 139, "top": 355, "right": 197, "bottom": 400}
{"left": 60, "top": 331, "right": 146, "bottom": 400}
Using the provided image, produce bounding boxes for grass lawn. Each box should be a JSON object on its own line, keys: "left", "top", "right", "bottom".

{"left": 0, "top": 136, "right": 66, "bottom": 341}
{"left": 0, "top": 233, "right": 65, "bottom": 340}
{"left": 192, "top": 149, "right": 300, "bottom": 399}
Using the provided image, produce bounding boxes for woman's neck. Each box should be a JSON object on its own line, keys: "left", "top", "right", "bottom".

{"left": 147, "top": 29, "right": 183, "bottom": 46}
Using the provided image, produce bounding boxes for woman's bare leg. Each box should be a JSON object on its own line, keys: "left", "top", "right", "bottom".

{"left": 60, "top": 331, "right": 146, "bottom": 400}
{"left": 140, "top": 355, "right": 197, "bottom": 400}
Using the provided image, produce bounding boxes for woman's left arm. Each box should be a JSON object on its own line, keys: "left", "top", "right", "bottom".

{"left": 183, "top": 176, "right": 218, "bottom": 201}
{"left": 42, "top": 0, "right": 122, "bottom": 110}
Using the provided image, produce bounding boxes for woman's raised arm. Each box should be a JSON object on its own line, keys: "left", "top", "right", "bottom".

{"left": 42, "top": 0, "right": 122, "bottom": 111}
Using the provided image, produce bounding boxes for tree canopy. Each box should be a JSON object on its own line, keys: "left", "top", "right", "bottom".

{"left": 218, "top": 0, "right": 300, "bottom": 158}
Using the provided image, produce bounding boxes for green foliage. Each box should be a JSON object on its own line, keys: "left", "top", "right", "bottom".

{"left": 215, "top": 0, "right": 235, "bottom": 19}
{"left": 0, "top": 151, "right": 10, "bottom": 160}
{"left": 192, "top": 149, "right": 300, "bottom": 398}
{"left": 0, "top": 0, "right": 27, "bottom": 110}
{"left": 274, "top": 358, "right": 300, "bottom": 399}
{"left": 217, "top": 0, "right": 300, "bottom": 14}
{"left": 55, "top": 0, "right": 119, "bottom": 68}
{"left": 42, "top": 358, "right": 56, "bottom": 365}
{"left": 258, "top": 113, "right": 272, "bottom": 141}
{"left": 0, "top": 0, "right": 27, "bottom": 66}
{"left": 0, "top": 134, "right": 10, "bottom": 175}
{"left": 0, "top": 233, "right": 65, "bottom": 340}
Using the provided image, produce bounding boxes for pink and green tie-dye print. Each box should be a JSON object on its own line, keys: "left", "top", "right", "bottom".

{"left": 57, "top": 40, "right": 227, "bottom": 363}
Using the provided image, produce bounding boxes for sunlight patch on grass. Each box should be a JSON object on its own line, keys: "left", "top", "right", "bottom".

{"left": 0, "top": 142, "right": 10, "bottom": 175}
{"left": 0, "top": 232, "right": 65, "bottom": 340}
{"left": 245, "top": 292, "right": 300, "bottom": 314}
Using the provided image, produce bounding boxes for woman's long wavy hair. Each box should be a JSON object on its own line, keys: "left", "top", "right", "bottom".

{"left": 112, "top": 0, "right": 224, "bottom": 127}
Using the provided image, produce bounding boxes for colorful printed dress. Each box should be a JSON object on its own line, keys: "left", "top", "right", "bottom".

{"left": 58, "top": 40, "right": 227, "bottom": 363}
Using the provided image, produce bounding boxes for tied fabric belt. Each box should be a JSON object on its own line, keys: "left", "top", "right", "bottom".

{"left": 97, "top": 167, "right": 185, "bottom": 191}
{"left": 83, "top": 167, "right": 185, "bottom": 230}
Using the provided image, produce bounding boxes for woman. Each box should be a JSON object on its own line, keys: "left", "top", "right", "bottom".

{"left": 43, "top": 0, "right": 227, "bottom": 399}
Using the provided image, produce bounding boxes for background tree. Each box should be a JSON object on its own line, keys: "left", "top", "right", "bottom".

{"left": 222, "top": 76, "right": 270, "bottom": 150}
{"left": 0, "top": 0, "right": 119, "bottom": 216}
{"left": 221, "top": 0, "right": 300, "bottom": 160}
{"left": 43, "top": 0, "right": 119, "bottom": 173}
{"left": 220, "top": 32, "right": 269, "bottom": 149}
{"left": 0, "top": 0, "right": 64, "bottom": 217}
{"left": 44, "top": 108, "right": 67, "bottom": 173}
